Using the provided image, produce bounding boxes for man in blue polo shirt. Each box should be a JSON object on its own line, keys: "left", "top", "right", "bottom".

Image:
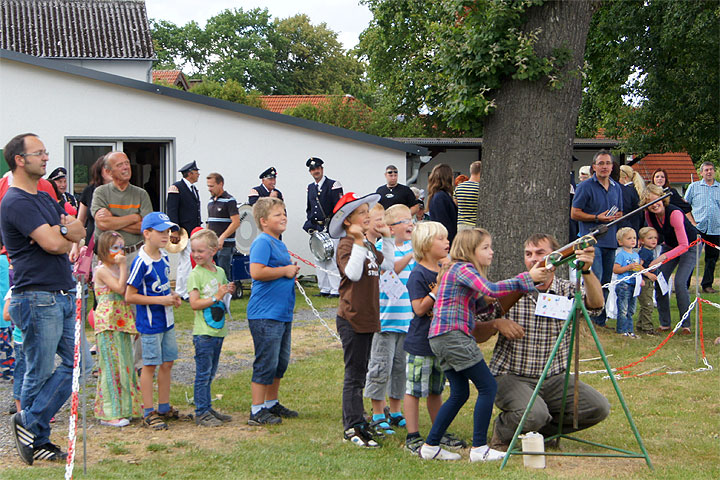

{"left": 2, "top": 133, "right": 86, "bottom": 465}
{"left": 684, "top": 161, "right": 720, "bottom": 293}
{"left": 571, "top": 150, "right": 624, "bottom": 326}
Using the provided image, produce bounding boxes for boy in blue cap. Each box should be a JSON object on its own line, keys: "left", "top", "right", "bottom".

{"left": 126, "top": 212, "right": 183, "bottom": 430}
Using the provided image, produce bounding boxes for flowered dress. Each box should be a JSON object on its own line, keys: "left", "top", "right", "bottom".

{"left": 93, "top": 263, "right": 141, "bottom": 420}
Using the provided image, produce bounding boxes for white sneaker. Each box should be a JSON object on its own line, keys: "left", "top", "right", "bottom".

{"left": 420, "top": 444, "right": 461, "bottom": 461}
{"left": 470, "top": 445, "right": 506, "bottom": 462}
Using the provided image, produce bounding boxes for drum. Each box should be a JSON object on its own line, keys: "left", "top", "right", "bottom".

{"left": 235, "top": 204, "right": 258, "bottom": 255}
{"left": 309, "top": 231, "right": 334, "bottom": 262}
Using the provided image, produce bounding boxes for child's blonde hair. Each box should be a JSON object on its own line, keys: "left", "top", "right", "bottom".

{"left": 616, "top": 226, "right": 636, "bottom": 244}
{"left": 638, "top": 226, "right": 657, "bottom": 244}
{"left": 412, "top": 221, "right": 448, "bottom": 262}
{"left": 370, "top": 203, "right": 385, "bottom": 216}
{"left": 384, "top": 204, "right": 411, "bottom": 225}
{"left": 190, "top": 228, "right": 219, "bottom": 251}
{"left": 445, "top": 227, "right": 491, "bottom": 277}
{"left": 252, "top": 197, "right": 285, "bottom": 229}
{"left": 97, "top": 230, "right": 123, "bottom": 264}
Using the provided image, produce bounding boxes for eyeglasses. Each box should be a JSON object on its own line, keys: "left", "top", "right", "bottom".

{"left": 386, "top": 170, "right": 398, "bottom": 175}
{"left": 390, "top": 219, "right": 412, "bottom": 226}
{"left": 20, "top": 150, "right": 49, "bottom": 158}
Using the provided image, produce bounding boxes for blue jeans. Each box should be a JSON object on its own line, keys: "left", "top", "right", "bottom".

{"left": 9, "top": 291, "right": 74, "bottom": 446}
{"left": 426, "top": 359, "right": 497, "bottom": 448}
{"left": 615, "top": 281, "right": 637, "bottom": 334}
{"left": 13, "top": 342, "right": 25, "bottom": 401}
{"left": 193, "top": 335, "right": 224, "bottom": 416}
{"left": 656, "top": 244, "right": 697, "bottom": 328}
{"left": 590, "top": 246, "right": 616, "bottom": 326}
{"left": 248, "top": 319, "right": 292, "bottom": 385}
{"left": 214, "top": 246, "right": 234, "bottom": 282}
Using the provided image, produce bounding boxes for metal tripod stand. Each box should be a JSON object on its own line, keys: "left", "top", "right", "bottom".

{"left": 499, "top": 260, "right": 653, "bottom": 470}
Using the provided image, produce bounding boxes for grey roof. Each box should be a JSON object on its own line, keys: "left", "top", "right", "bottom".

{"left": 0, "top": 0, "right": 154, "bottom": 59}
{"left": 0, "top": 49, "right": 428, "bottom": 155}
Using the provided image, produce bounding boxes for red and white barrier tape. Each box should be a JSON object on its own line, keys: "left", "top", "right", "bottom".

{"left": 65, "top": 285, "right": 83, "bottom": 479}
{"left": 600, "top": 239, "right": 700, "bottom": 290}
{"left": 288, "top": 250, "right": 341, "bottom": 278}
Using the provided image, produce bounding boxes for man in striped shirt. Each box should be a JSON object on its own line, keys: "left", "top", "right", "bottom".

{"left": 206, "top": 172, "right": 240, "bottom": 281}
{"left": 454, "top": 161, "right": 482, "bottom": 230}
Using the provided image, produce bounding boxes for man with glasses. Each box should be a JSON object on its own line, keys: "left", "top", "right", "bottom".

{"left": 2, "top": 133, "right": 85, "bottom": 465}
{"left": 303, "top": 157, "right": 343, "bottom": 297}
{"left": 571, "top": 150, "right": 624, "bottom": 327}
{"left": 376, "top": 165, "right": 418, "bottom": 211}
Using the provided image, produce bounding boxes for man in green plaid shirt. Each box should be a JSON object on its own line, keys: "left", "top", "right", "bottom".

{"left": 477, "top": 233, "right": 610, "bottom": 449}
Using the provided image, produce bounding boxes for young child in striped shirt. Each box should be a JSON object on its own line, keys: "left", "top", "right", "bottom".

{"left": 364, "top": 204, "right": 415, "bottom": 434}
{"left": 421, "top": 228, "right": 549, "bottom": 461}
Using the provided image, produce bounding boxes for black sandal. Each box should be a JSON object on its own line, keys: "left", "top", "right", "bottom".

{"left": 143, "top": 412, "right": 168, "bottom": 430}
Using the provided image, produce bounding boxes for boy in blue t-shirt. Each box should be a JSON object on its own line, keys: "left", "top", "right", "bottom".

{"left": 613, "top": 227, "right": 642, "bottom": 337}
{"left": 636, "top": 227, "right": 659, "bottom": 335}
{"left": 126, "top": 212, "right": 182, "bottom": 430}
{"left": 246, "top": 198, "right": 300, "bottom": 426}
{"left": 364, "top": 204, "right": 415, "bottom": 434}
{"left": 403, "top": 221, "right": 466, "bottom": 454}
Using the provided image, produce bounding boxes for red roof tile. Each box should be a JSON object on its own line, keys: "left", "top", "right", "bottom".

{"left": 259, "top": 95, "right": 358, "bottom": 114}
{"left": 152, "top": 70, "right": 188, "bottom": 90}
{"left": 631, "top": 152, "right": 698, "bottom": 184}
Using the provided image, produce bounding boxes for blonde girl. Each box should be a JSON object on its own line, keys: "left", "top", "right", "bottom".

{"left": 93, "top": 231, "right": 141, "bottom": 426}
{"left": 421, "top": 229, "right": 548, "bottom": 461}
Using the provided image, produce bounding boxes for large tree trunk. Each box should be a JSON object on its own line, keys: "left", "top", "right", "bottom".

{"left": 478, "top": 0, "right": 594, "bottom": 280}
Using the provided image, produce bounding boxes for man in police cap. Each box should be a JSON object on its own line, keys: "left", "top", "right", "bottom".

{"left": 166, "top": 160, "right": 202, "bottom": 300}
{"left": 47, "top": 166, "right": 78, "bottom": 210}
{"left": 303, "top": 157, "right": 343, "bottom": 297}
{"left": 248, "top": 167, "right": 283, "bottom": 205}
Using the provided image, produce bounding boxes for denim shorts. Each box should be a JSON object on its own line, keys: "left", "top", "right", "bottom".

{"left": 406, "top": 354, "right": 445, "bottom": 398}
{"left": 248, "top": 318, "right": 292, "bottom": 385}
{"left": 140, "top": 328, "right": 178, "bottom": 366}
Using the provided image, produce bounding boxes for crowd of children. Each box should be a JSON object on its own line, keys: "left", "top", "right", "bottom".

{"left": 1, "top": 187, "right": 682, "bottom": 465}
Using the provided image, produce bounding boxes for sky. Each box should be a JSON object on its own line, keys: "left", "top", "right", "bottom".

{"left": 145, "top": 0, "right": 373, "bottom": 50}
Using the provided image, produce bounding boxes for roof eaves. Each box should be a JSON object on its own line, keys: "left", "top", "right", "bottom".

{"left": 0, "top": 49, "right": 427, "bottom": 156}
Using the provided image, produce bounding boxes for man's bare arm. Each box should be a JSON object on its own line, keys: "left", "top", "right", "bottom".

{"left": 95, "top": 208, "right": 141, "bottom": 231}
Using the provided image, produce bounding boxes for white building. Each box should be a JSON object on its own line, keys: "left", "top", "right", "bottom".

{"left": 0, "top": 49, "right": 426, "bottom": 274}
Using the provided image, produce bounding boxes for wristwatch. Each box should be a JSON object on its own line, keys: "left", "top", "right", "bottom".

{"left": 59, "top": 225, "right": 69, "bottom": 236}
{"left": 581, "top": 269, "right": 592, "bottom": 275}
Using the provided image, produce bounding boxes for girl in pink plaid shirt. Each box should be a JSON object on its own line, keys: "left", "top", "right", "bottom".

{"left": 420, "top": 228, "right": 549, "bottom": 462}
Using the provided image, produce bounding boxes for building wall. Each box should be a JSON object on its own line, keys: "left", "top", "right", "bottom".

{"left": 0, "top": 58, "right": 408, "bottom": 276}
{"left": 44, "top": 58, "right": 153, "bottom": 82}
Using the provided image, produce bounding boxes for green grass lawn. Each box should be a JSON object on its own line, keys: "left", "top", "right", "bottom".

{"left": 6, "top": 286, "right": 719, "bottom": 479}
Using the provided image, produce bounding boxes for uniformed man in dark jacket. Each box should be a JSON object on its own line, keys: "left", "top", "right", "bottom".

{"left": 166, "top": 160, "right": 202, "bottom": 299}
{"left": 248, "top": 167, "right": 283, "bottom": 205}
{"left": 303, "top": 157, "right": 343, "bottom": 297}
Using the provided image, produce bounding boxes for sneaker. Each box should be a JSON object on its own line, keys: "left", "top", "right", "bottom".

{"left": 470, "top": 445, "right": 506, "bottom": 462}
{"left": 248, "top": 408, "right": 282, "bottom": 426}
{"left": 622, "top": 332, "right": 639, "bottom": 339}
{"left": 384, "top": 406, "right": 406, "bottom": 428}
{"left": 343, "top": 425, "right": 380, "bottom": 448}
{"left": 33, "top": 442, "right": 67, "bottom": 462}
{"left": 209, "top": 407, "right": 232, "bottom": 423}
{"left": 268, "top": 402, "right": 298, "bottom": 418}
{"left": 680, "top": 328, "right": 692, "bottom": 335}
{"left": 440, "top": 432, "right": 467, "bottom": 450}
{"left": 404, "top": 435, "right": 425, "bottom": 455}
{"left": 11, "top": 412, "right": 35, "bottom": 465}
{"left": 100, "top": 418, "right": 130, "bottom": 427}
{"left": 195, "top": 411, "right": 223, "bottom": 427}
{"left": 420, "top": 443, "right": 461, "bottom": 460}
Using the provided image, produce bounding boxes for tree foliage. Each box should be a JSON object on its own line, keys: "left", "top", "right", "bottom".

{"left": 578, "top": 0, "right": 719, "bottom": 162}
{"left": 188, "top": 79, "right": 263, "bottom": 108}
{"left": 150, "top": 10, "right": 367, "bottom": 96}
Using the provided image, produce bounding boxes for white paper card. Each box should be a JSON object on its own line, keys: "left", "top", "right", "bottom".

{"left": 656, "top": 273, "right": 669, "bottom": 295}
{"left": 535, "top": 293, "right": 574, "bottom": 320}
{"left": 165, "top": 305, "right": 175, "bottom": 328}
{"left": 633, "top": 277, "right": 642, "bottom": 297}
{"left": 380, "top": 270, "right": 405, "bottom": 301}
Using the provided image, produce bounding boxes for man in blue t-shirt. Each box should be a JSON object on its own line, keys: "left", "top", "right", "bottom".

{"left": 571, "top": 150, "right": 624, "bottom": 327}
{"left": 2, "top": 133, "right": 86, "bottom": 465}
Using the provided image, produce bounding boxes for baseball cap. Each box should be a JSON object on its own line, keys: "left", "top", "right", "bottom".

{"left": 141, "top": 212, "right": 179, "bottom": 232}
